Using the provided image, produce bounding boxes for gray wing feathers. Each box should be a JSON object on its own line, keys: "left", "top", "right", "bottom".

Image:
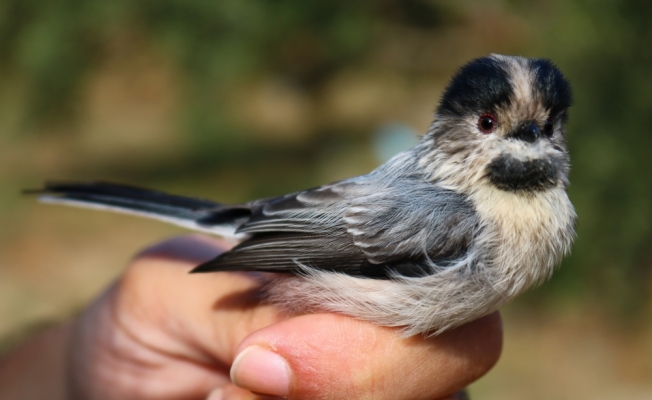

{"left": 194, "top": 185, "right": 371, "bottom": 274}
{"left": 206, "top": 171, "right": 477, "bottom": 276}
{"left": 237, "top": 185, "right": 348, "bottom": 234}
{"left": 207, "top": 231, "right": 366, "bottom": 273}
{"left": 344, "top": 179, "right": 477, "bottom": 266}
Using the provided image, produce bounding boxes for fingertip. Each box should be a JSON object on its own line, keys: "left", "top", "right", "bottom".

{"left": 230, "top": 346, "right": 291, "bottom": 398}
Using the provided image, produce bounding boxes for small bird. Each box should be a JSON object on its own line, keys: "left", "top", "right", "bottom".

{"left": 33, "top": 54, "right": 576, "bottom": 336}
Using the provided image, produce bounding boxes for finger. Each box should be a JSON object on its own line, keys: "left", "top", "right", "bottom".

{"left": 229, "top": 312, "right": 502, "bottom": 400}
{"left": 116, "top": 236, "right": 284, "bottom": 365}
{"left": 68, "top": 282, "right": 233, "bottom": 399}
{"left": 68, "top": 235, "right": 280, "bottom": 399}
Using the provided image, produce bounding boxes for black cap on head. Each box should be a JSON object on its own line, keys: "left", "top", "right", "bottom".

{"left": 437, "top": 55, "right": 572, "bottom": 118}
{"left": 530, "top": 58, "right": 573, "bottom": 118}
{"left": 437, "top": 56, "right": 512, "bottom": 117}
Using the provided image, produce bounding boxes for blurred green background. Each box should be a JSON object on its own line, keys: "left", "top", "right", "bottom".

{"left": 1, "top": 0, "right": 651, "bottom": 398}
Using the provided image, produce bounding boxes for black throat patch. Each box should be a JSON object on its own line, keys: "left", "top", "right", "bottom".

{"left": 487, "top": 154, "right": 559, "bottom": 192}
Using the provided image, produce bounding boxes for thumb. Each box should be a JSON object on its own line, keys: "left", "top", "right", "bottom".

{"left": 229, "top": 312, "right": 502, "bottom": 400}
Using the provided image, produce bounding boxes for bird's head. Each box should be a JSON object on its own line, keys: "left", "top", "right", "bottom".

{"left": 419, "top": 54, "right": 572, "bottom": 194}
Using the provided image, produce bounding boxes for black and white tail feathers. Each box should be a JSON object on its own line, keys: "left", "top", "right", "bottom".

{"left": 29, "top": 181, "right": 252, "bottom": 239}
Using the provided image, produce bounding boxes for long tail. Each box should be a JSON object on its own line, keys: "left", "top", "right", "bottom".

{"left": 27, "top": 181, "right": 251, "bottom": 239}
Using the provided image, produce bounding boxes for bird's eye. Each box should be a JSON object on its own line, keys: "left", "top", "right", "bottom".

{"left": 543, "top": 119, "right": 554, "bottom": 137}
{"left": 478, "top": 114, "right": 497, "bottom": 134}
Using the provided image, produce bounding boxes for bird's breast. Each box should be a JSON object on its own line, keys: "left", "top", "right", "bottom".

{"left": 470, "top": 184, "right": 576, "bottom": 296}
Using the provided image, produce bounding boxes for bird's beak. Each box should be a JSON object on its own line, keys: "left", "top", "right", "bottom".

{"left": 510, "top": 122, "right": 540, "bottom": 143}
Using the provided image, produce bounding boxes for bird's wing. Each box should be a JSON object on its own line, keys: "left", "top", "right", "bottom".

{"left": 192, "top": 183, "right": 378, "bottom": 276}
{"left": 193, "top": 177, "right": 478, "bottom": 278}
{"left": 343, "top": 177, "right": 478, "bottom": 274}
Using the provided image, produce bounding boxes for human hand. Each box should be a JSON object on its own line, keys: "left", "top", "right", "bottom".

{"left": 63, "top": 235, "right": 502, "bottom": 399}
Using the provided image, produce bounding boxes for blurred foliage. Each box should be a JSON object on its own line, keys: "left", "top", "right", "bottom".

{"left": 0, "top": 0, "right": 456, "bottom": 132}
{"left": 1, "top": 0, "right": 651, "bottom": 322}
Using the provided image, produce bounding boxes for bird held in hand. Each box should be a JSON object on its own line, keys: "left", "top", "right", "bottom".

{"left": 31, "top": 54, "right": 576, "bottom": 336}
